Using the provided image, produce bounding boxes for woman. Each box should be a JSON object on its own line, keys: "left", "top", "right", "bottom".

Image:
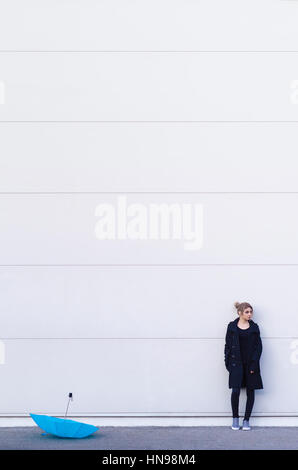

{"left": 224, "top": 301, "right": 263, "bottom": 431}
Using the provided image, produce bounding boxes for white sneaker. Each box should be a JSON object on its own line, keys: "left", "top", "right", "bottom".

{"left": 231, "top": 418, "right": 240, "bottom": 430}
{"left": 242, "top": 419, "right": 251, "bottom": 430}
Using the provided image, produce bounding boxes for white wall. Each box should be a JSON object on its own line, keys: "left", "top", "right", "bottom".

{"left": 0, "top": 0, "right": 298, "bottom": 423}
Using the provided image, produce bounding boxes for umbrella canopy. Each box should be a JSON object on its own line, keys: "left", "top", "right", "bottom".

{"left": 30, "top": 413, "right": 99, "bottom": 438}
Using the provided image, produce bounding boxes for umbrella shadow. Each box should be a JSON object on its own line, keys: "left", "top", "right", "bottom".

{"left": 39, "top": 432, "right": 102, "bottom": 441}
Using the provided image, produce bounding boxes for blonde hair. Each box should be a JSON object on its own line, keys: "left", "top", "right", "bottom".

{"left": 234, "top": 301, "right": 253, "bottom": 314}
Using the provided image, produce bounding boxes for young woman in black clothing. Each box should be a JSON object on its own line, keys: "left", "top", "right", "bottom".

{"left": 224, "top": 302, "right": 263, "bottom": 430}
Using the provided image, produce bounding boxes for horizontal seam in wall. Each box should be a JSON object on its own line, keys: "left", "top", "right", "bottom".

{"left": 1, "top": 413, "right": 298, "bottom": 417}
{"left": 0, "top": 337, "right": 294, "bottom": 340}
{"left": 0, "top": 122, "right": 297, "bottom": 126}
{"left": 1, "top": 121, "right": 298, "bottom": 123}
{"left": 1, "top": 50, "right": 298, "bottom": 53}
{"left": 1, "top": 191, "right": 298, "bottom": 194}
{"left": 1, "top": 264, "right": 298, "bottom": 267}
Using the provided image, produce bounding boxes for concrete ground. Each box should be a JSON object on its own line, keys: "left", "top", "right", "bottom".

{"left": 0, "top": 426, "right": 298, "bottom": 450}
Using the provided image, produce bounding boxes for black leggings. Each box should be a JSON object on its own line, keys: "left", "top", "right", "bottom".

{"left": 231, "top": 387, "right": 255, "bottom": 421}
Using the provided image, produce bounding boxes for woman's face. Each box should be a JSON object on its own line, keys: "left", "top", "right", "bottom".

{"left": 239, "top": 307, "right": 253, "bottom": 321}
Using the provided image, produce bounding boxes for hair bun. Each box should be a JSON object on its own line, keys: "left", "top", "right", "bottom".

{"left": 234, "top": 301, "right": 253, "bottom": 314}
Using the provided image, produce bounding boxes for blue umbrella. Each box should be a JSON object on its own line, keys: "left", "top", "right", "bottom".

{"left": 30, "top": 393, "right": 99, "bottom": 438}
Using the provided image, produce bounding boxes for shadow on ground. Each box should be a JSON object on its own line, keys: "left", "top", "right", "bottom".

{"left": 0, "top": 426, "right": 298, "bottom": 450}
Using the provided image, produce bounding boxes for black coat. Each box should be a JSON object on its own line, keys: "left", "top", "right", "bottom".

{"left": 224, "top": 317, "right": 263, "bottom": 390}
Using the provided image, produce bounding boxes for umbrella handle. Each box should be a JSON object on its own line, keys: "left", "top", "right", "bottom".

{"left": 64, "top": 392, "right": 73, "bottom": 419}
